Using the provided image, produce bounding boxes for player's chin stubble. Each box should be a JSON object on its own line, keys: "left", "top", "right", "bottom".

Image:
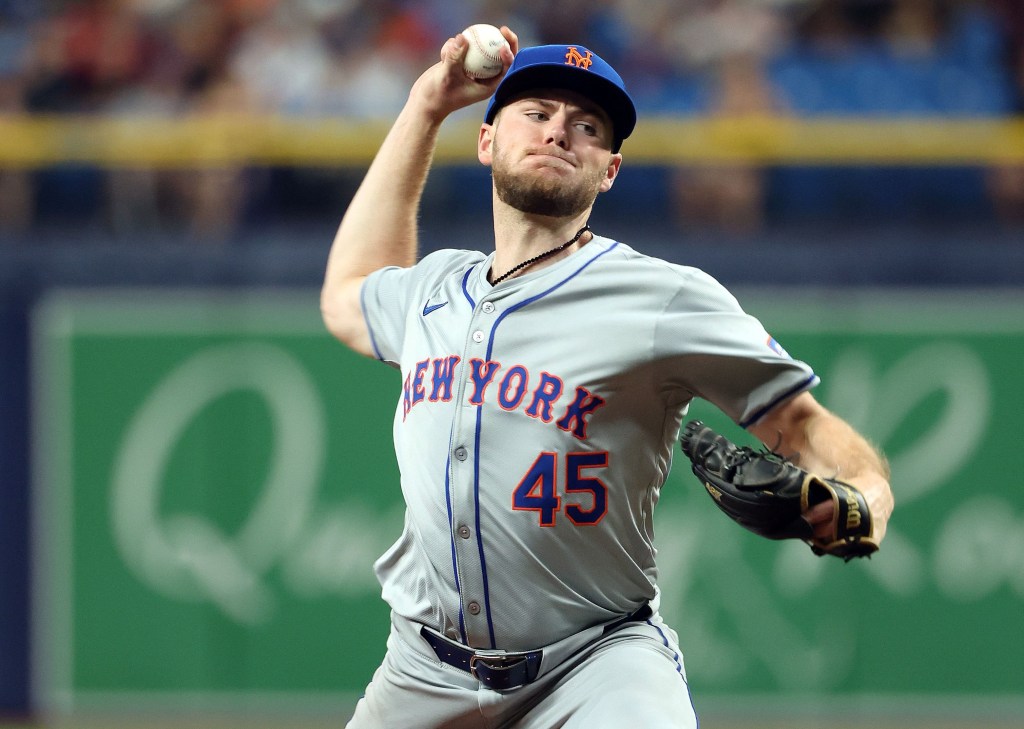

{"left": 491, "top": 149, "right": 603, "bottom": 218}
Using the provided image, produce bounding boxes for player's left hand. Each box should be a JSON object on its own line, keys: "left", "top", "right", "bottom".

{"left": 680, "top": 420, "right": 880, "bottom": 561}
{"left": 805, "top": 471, "right": 889, "bottom": 546}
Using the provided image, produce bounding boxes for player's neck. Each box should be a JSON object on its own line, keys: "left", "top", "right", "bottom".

{"left": 490, "top": 212, "right": 593, "bottom": 284}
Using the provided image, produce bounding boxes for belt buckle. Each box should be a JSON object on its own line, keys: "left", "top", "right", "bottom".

{"left": 468, "top": 649, "right": 521, "bottom": 679}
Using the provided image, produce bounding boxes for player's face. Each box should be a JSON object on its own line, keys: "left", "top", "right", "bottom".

{"left": 480, "top": 91, "right": 622, "bottom": 218}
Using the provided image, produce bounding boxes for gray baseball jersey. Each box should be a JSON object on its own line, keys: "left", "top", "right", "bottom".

{"left": 360, "top": 235, "right": 817, "bottom": 652}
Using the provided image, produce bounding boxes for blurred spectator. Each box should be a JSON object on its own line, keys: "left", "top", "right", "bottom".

{"left": 227, "top": 3, "right": 332, "bottom": 113}
{"left": 24, "top": 0, "right": 155, "bottom": 112}
{"left": 793, "top": 0, "right": 860, "bottom": 54}
{"left": 661, "top": 0, "right": 794, "bottom": 234}
{"left": 166, "top": 79, "right": 255, "bottom": 241}
{"left": 988, "top": 0, "right": 1024, "bottom": 109}
{"left": 987, "top": 164, "right": 1024, "bottom": 224}
{"left": 882, "top": 0, "right": 948, "bottom": 57}
{"left": 319, "top": 0, "right": 437, "bottom": 118}
{"left": 142, "top": 0, "right": 237, "bottom": 109}
{"left": 671, "top": 52, "right": 786, "bottom": 235}
{"left": 985, "top": 0, "right": 1024, "bottom": 226}
{"left": 663, "top": 0, "right": 792, "bottom": 72}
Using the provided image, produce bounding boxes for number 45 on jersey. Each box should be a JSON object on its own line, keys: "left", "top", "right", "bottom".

{"left": 512, "top": 451, "right": 609, "bottom": 526}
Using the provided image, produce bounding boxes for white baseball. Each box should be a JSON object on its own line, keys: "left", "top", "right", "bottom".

{"left": 462, "top": 24, "right": 509, "bottom": 80}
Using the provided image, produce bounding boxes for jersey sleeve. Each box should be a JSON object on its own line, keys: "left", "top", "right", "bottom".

{"left": 360, "top": 249, "right": 484, "bottom": 366}
{"left": 655, "top": 268, "right": 818, "bottom": 428}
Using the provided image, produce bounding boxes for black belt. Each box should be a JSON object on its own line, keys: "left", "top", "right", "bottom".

{"left": 419, "top": 603, "right": 652, "bottom": 691}
{"left": 420, "top": 627, "right": 542, "bottom": 691}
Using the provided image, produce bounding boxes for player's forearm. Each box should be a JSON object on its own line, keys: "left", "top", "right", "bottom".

{"left": 753, "top": 392, "right": 894, "bottom": 540}
{"left": 323, "top": 28, "right": 509, "bottom": 293}
{"left": 324, "top": 101, "right": 444, "bottom": 286}
{"left": 321, "top": 28, "right": 514, "bottom": 354}
{"left": 802, "top": 411, "right": 890, "bottom": 482}
{"left": 804, "top": 411, "right": 893, "bottom": 543}
{"left": 753, "top": 393, "right": 886, "bottom": 478}
{"left": 319, "top": 98, "right": 444, "bottom": 351}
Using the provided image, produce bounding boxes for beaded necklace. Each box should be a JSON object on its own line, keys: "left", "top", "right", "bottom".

{"left": 489, "top": 225, "right": 591, "bottom": 285}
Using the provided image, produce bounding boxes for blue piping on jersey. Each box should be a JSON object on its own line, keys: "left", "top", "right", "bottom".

{"left": 359, "top": 278, "right": 386, "bottom": 361}
{"left": 461, "top": 267, "right": 476, "bottom": 309}
{"left": 443, "top": 446, "right": 469, "bottom": 643}
{"left": 471, "top": 404, "right": 495, "bottom": 647}
{"left": 739, "top": 373, "right": 820, "bottom": 428}
{"left": 648, "top": 619, "right": 698, "bottom": 724}
{"left": 471, "top": 241, "right": 621, "bottom": 649}
{"left": 647, "top": 619, "right": 685, "bottom": 677}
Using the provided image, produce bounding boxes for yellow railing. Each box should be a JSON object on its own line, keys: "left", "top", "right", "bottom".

{"left": 2, "top": 114, "right": 1024, "bottom": 167}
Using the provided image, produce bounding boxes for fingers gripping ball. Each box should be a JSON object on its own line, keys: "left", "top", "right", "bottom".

{"left": 679, "top": 420, "right": 878, "bottom": 561}
{"left": 462, "top": 24, "right": 510, "bottom": 79}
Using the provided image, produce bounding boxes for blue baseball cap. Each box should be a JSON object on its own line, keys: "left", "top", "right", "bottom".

{"left": 484, "top": 44, "right": 636, "bottom": 153}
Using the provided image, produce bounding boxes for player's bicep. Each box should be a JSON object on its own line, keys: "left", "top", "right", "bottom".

{"left": 321, "top": 276, "right": 376, "bottom": 358}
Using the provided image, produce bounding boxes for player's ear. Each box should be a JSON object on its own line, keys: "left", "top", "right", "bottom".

{"left": 599, "top": 154, "right": 622, "bottom": 193}
{"left": 478, "top": 123, "right": 495, "bottom": 165}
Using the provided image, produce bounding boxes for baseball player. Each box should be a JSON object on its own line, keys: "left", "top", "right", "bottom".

{"left": 321, "top": 26, "right": 894, "bottom": 729}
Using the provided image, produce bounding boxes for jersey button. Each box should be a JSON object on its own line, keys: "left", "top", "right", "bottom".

{"left": 482, "top": 302, "right": 495, "bottom": 314}
{"left": 467, "top": 602, "right": 481, "bottom": 615}
{"left": 472, "top": 330, "right": 485, "bottom": 343}
{"left": 457, "top": 525, "right": 471, "bottom": 539}
{"left": 454, "top": 446, "right": 468, "bottom": 461}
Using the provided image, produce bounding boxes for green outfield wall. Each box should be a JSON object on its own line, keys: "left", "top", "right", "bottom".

{"left": 31, "top": 288, "right": 1024, "bottom": 721}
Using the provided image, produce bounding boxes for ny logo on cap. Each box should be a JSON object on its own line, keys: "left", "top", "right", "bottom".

{"left": 564, "top": 46, "right": 593, "bottom": 69}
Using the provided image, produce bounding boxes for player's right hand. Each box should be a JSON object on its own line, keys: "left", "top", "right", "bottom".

{"left": 411, "top": 26, "right": 518, "bottom": 120}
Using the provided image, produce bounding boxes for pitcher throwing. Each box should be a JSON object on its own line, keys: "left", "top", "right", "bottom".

{"left": 320, "top": 25, "right": 894, "bottom": 729}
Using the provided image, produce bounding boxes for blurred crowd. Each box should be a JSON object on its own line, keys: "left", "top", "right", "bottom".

{"left": 0, "top": 0, "right": 1022, "bottom": 241}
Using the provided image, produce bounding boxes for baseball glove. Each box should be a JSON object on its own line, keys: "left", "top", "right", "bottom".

{"left": 679, "top": 420, "right": 878, "bottom": 560}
